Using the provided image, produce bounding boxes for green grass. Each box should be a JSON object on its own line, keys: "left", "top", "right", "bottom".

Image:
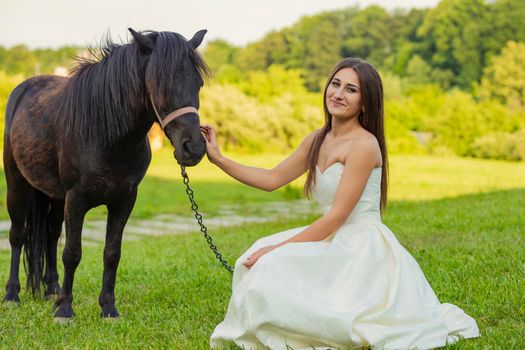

{"left": 0, "top": 190, "right": 523, "bottom": 348}
{"left": 0, "top": 151, "right": 524, "bottom": 348}
{"left": 1, "top": 150, "right": 524, "bottom": 221}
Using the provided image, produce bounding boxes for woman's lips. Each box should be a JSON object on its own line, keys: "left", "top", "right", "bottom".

{"left": 330, "top": 100, "right": 346, "bottom": 107}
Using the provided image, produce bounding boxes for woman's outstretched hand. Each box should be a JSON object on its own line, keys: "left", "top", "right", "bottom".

{"left": 201, "top": 124, "right": 223, "bottom": 164}
{"left": 243, "top": 244, "right": 280, "bottom": 268}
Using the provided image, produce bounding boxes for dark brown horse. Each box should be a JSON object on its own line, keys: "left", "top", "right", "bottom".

{"left": 2, "top": 28, "right": 208, "bottom": 320}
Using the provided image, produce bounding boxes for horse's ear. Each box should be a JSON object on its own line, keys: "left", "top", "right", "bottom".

{"left": 189, "top": 29, "right": 207, "bottom": 49}
{"left": 128, "top": 28, "right": 154, "bottom": 54}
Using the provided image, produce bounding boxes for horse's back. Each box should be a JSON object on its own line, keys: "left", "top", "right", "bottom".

{"left": 6, "top": 75, "right": 68, "bottom": 199}
{"left": 6, "top": 75, "right": 67, "bottom": 131}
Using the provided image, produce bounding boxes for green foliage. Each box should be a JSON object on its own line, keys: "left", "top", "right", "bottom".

{"left": 201, "top": 39, "right": 239, "bottom": 76}
{"left": 0, "top": 45, "right": 78, "bottom": 77}
{"left": 1, "top": 45, "right": 36, "bottom": 76}
{"left": 483, "top": 0, "right": 525, "bottom": 57}
{"left": 215, "top": 0, "right": 523, "bottom": 93}
{"left": 478, "top": 41, "right": 525, "bottom": 109}
{"left": 237, "top": 65, "right": 307, "bottom": 101}
{"left": 201, "top": 65, "right": 323, "bottom": 153}
{"left": 0, "top": 71, "right": 24, "bottom": 141}
{"left": 472, "top": 129, "right": 525, "bottom": 161}
{"left": 342, "top": 6, "right": 393, "bottom": 66}
{"left": 199, "top": 73, "right": 323, "bottom": 153}
{"left": 404, "top": 55, "right": 433, "bottom": 86}
{"left": 417, "top": 0, "right": 490, "bottom": 88}
{"left": 1, "top": 1, "right": 524, "bottom": 161}
{"left": 384, "top": 114, "right": 425, "bottom": 154}
{"left": 282, "top": 12, "right": 344, "bottom": 91}
{"left": 425, "top": 90, "right": 525, "bottom": 156}
{"left": 234, "top": 11, "right": 350, "bottom": 91}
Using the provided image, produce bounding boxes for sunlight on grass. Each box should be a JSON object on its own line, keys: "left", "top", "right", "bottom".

{"left": 147, "top": 149, "right": 525, "bottom": 200}
{"left": 1, "top": 149, "right": 524, "bottom": 221}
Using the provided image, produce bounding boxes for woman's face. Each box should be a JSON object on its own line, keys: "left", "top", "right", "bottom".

{"left": 325, "top": 67, "right": 363, "bottom": 120}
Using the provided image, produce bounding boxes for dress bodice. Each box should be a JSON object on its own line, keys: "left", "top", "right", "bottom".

{"left": 311, "top": 163, "right": 382, "bottom": 223}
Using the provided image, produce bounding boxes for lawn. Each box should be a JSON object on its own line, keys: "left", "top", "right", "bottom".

{"left": 0, "top": 151, "right": 524, "bottom": 348}
{"left": 1, "top": 150, "right": 524, "bottom": 220}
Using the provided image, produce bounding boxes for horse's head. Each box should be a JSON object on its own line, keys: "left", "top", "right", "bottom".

{"left": 129, "top": 28, "right": 208, "bottom": 166}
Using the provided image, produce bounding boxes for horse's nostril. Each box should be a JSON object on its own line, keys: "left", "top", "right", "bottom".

{"left": 182, "top": 140, "right": 191, "bottom": 154}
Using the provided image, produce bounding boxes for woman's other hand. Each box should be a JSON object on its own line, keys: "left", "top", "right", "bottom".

{"left": 243, "top": 244, "right": 280, "bottom": 268}
{"left": 201, "top": 124, "right": 223, "bottom": 164}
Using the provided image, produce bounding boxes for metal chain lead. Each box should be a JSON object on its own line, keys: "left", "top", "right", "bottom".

{"left": 180, "top": 165, "right": 234, "bottom": 274}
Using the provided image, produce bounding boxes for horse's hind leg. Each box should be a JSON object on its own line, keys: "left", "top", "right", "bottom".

{"left": 99, "top": 188, "right": 137, "bottom": 318}
{"left": 54, "top": 190, "right": 88, "bottom": 320}
{"left": 2, "top": 151, "right": 32, "bottom": 304}
{"left": 44, "top": 199, "right": 64, "bottom": 300}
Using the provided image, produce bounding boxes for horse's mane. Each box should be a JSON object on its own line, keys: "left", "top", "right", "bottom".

{"left": 61, "top": 31, "right": 209, "bottom": 146}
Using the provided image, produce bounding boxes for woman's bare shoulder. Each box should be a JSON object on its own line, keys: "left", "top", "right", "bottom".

{"left": 344, "top": 131, "right": 382, "bottom": 166}
{"left": 298, "top": 128, "right": 323, "bottom": 149}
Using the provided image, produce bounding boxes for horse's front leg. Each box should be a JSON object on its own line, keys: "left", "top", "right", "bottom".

{"left": 99, "top": 188, "right": 137, "bottom": 318}
{"left": 54, "top": 191, "right": 88, "bottom": 320}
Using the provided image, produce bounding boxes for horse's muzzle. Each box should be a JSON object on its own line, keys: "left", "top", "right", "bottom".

{"left": 174, "top": 136, "right": 206, "bottom": 166}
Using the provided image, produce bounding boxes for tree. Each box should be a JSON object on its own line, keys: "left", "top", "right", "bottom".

{"left": 417, "top": 0, "right": 490, "bottom": 89}
{"left": 0, "top": 71, "right": 25, "bottom": 145}
{"left": 478, "top": 41, "right": 525, "bottom": 109}
{"left": 286, "top": 12, "right": 343, "bottom": 91}
{"left": 201, "top": 39, "right": 239, "bottom": 76}
{"left": 233, "top": 30, "right": 289, "bottom": 73}
{"left": 2, "top": 45, "right": 36, "bottom": 76}
{"left": 342, "top": 6, "right": 393, "bottom": 67}
{"left": 404, "top": 55, "right": 432, "bottom": 87}
{"left": 237, "top": 65, "right": 307, "bottom": 102}
{"left": 484, "top": 0, "right": 525, "bottom": 58}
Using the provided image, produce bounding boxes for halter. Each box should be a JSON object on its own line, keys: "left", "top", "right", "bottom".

{"left": 149, "top": 94, "right": 199, "bottom": 129}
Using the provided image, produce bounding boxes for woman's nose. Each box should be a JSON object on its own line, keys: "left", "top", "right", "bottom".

{"left": 333, "top": 88, "right": 344, "bottom": 98}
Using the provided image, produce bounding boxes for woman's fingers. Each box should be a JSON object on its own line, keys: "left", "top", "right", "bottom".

{"left": 200, "top": 126, "right": 214, "bottom": 144}
{"left": 243, "top": 251, "right": 259, "bottom": 267}
{"left": 200, "top": 125, "right": 216, "bottom": 144}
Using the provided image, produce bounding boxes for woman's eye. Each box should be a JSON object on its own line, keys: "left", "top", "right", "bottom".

{"left": 331, "top": 81, "right": 339, "bottom": 86}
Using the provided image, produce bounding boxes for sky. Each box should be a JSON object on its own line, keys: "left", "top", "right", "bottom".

{"left": 1, "top": 0, "right": 440, "bottom": 49}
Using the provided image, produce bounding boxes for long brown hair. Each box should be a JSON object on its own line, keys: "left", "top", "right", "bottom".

{"left": 304, "top": 58, "right": 389, "bottom": 213}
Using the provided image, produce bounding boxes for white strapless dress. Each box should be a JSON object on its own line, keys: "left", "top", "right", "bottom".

{"left": 210, "top": 164, "right": 479, "bottom": 349}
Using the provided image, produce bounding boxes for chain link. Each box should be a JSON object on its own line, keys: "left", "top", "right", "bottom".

{"left": 180, "top": 165, "right": 234, "bottom": 274}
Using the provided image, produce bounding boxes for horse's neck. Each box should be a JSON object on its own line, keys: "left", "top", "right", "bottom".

{"left": 115, "top": 112, "right": 154, "bottom": 148}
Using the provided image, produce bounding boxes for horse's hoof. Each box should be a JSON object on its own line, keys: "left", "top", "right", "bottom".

{"left": 2, "top": 300, "right": 20, "bottom": 308}
{"left": 44, "top": 293, "right": 58, "bottom": 301}
{"left": 102, "top": 315, "right": 119, "bottom": 322}
{"left": 100, "top": 310, "right": 120, "bottom": 319}
{"left": 53, "top": 304, "right": 75, "bottom": 320}
{"left": 2, "top": 294, "right": 20, "bottom": 305}
{"left": 54, "top": 316, "right": 74, "bottom": 325}
{"left": 44, "top": 285, "right": 60, "bottom": 300}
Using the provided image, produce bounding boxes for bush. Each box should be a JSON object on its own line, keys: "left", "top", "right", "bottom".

{"left": 472, "top": 129, "right": 525, "bottom": 161}
{"left": 0, "top": 71, "right": 24, "bottom": 147}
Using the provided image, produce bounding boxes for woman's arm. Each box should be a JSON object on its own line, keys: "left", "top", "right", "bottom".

{"left": 244, "top": 138, "right": 381, "bottom": 267}
{"left": 201, "top": 125, "right": 319, "bottom": 192}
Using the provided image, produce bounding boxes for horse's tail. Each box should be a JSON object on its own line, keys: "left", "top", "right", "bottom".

{"left": 23, "top": 189, "right": 51, "bottom": 296}
{"left": 4, "top": 80, "right": 29, "bottom": 137}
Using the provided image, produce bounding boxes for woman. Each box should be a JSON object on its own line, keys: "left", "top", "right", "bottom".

{"left": 203, "top": 58, "right": 479, "bottom": 349}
